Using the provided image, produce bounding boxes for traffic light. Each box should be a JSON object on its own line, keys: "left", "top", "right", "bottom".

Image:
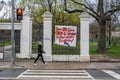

{"left": 16, "top": 8, "right": 23, "bottom": 20}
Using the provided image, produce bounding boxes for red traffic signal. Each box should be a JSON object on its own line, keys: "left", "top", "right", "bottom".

{"left": 16, "top": 8, "right": 23, "bottom": 20}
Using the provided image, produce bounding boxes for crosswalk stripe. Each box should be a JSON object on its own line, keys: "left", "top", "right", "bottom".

{"left": 16, "top": 69, "right": 28, "bottom": 79}
{"left": 24, "top": 72, "right": 87, "bottom": 75}
{"left": 18, "top": 70, "right": 94, "bottom": 79}
{"left": 85, "top": 70, "right": 95, "bottom": 80}
{"left": 21, "top": 75, "right": 91, "bottom": 78}
{"left": 102, "top": 70, "right": 120, "bottom": 79}
{"left": 27, "top": 70, "right": 86, "bottom": 72}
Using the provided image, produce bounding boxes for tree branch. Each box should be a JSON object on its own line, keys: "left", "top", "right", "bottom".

{"left": 105, "top": 5, "right": 120, "bottom": 20}
{"left": 64, "top": 0, "right": 100, "bottom": 22}
{"left": 87, "top": 11, "right": 99, "bottom": 22}
{"left": 64, "top": 0, "right": 83, "bottom": 13}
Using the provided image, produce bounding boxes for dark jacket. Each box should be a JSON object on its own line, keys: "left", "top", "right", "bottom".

{"left": 38, "top": 44, "right": 42, "bottom": 53}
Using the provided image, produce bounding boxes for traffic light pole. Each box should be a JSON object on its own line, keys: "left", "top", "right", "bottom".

{"left": 11, "top": 0, "right": 15, "bottom": 67}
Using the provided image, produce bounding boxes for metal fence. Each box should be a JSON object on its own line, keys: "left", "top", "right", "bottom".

{"left": 0, "top": 30, "right": 20, "bottom": 61}
{"left": 15, "top": 30, "right": 20, "bottom": 53}
{"left": 52, "top": 26, "right": 80, "bottom": 55}
{"left": 32, "top": 26, "right": 43, "bottom": 53}
{"left": 32, "top": 25, "right": 80, "bottom": 55}
{"left": 0, "top": 30, "right": 11, "bottom": 61}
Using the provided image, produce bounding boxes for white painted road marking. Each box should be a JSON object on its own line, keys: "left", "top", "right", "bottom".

{"left": 103, "top": 70, "right": 120, "bottom": 79}
{"left": 17, "top": 70, "right": 94, "bottom": 79}
{"left": 16, "top": 69, "right": 28, "bottom": 79}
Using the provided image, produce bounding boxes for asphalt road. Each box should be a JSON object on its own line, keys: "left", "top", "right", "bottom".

{"left": 0, "top": 68, "right": 26, "bottom": 79}
{"left": 87, "top": 70, "right": 120, "bottom": 80}
{"left": 0, "top": 69, "right": 120, "bottom": 80}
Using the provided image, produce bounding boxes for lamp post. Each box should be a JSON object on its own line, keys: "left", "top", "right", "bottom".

{"left": 11, "top": 0, "right": 15, "bottom": 67}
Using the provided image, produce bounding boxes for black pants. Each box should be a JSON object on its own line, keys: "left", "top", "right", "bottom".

{"left": 34, "top": 53, "right": 45, "bottom": 64}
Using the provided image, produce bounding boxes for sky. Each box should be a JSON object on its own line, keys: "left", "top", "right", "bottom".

{"left": 0, "top": 0, "right": 10, "bottom": 18}
{"left": 0, "top": 0, "right": 120, "bottom": 20}
{"left": 0, "top": 0, "right": 8, "bottom": 3}
{"left": 0, "top": 0, "right": 20, "bottom": 3}
{"left": 0, "top": 0, "right": 11, "bottom": 4}
{"left": 0, "top": 0, "right": 21, "bottom": 6}
{"left": 0, "top": 0, "right": 21, "bottom": 18}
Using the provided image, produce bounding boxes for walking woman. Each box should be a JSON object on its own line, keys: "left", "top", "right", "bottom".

{"left": 33, "top": 42, "right": 47, "bottom": 65}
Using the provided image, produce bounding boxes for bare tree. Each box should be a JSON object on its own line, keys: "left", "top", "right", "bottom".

{"left": 64, "top": 0, "right": 120, "bottom": 53}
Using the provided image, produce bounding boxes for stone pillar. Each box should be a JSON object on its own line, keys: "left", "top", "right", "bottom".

{"left": 79, "top": 12, "right": 90, "bottom": 62}
{"left": 18, "top": 6, "right": 32, "bottom": 58}
{"left": 42, "top": 11, "right": 53, "bottom": 61}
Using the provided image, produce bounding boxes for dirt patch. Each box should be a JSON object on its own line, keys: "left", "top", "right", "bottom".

{"left": 91, "top": 54, "right": 120, "bottom": 62}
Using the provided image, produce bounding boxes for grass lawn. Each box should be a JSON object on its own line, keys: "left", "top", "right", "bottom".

{"left": 0, "top": 40, "right": 11, "bottom": 47}
{"left": 90, "top": 42, "right": 120, "bottom": 58}
{"left": 32, "top": 41, "right": 39, "bottom": 53}
{"left": 107, "top": 44, "right": 120, "bottom": 58}
{"left": 52, "top": 44, "right": 80, "bottom": 55}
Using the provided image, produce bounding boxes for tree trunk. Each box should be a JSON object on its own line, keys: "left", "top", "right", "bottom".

{"left": 97, "top": 22, "right": 106, "bottom": 53}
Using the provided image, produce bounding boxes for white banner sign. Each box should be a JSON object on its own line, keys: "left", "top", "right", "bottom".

{"left": 55, "top": 25, "right": 77, "bottom": 46}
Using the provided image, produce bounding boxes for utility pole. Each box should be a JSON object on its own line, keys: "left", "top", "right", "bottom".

{"left": 11, "top": 0, "right": 15, "bottom": 67}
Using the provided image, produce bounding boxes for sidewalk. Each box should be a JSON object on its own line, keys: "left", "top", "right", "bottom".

{"left": 0, "top": 60, "right": 120, "bottom": 70}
